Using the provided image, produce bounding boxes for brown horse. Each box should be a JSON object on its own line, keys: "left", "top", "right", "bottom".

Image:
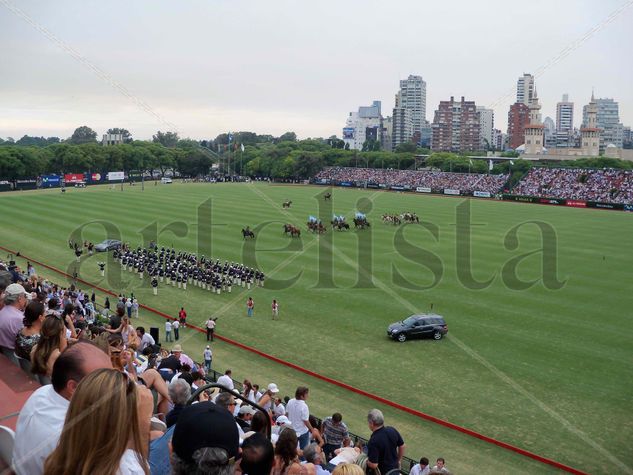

{"left": 324, "top": 192, "right": 331, "bottom": 201}
{"left": 282, "top": 200, "right": 292, "bottom": 209}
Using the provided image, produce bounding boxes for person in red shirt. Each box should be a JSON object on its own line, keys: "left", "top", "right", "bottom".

{"left": 246, "top": 297, "right": 254, "bottom": 317}
{"left": 178, "top": 307, "right": 187, "bottom": 327}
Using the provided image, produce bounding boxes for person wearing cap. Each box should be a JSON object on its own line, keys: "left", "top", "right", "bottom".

{"left": 236, "top": 404, "right": 256, "bottom": 432}
{"left": 0, "top": 283, "right": 29, "bottom": 363}
{"left": 257, "top": 382, "right": 280, "bottom": 414}
{"left": 203, "top": 344, "right": 212, "bottom": 372}
{"left": 171, "top": 344, "right": 195, "bottom": 369}
{"left": 171, "top": 401, "right": 240, "bottom": 475}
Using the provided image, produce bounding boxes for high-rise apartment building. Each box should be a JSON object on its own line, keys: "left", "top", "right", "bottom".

{"left": 476, "top": 107, "right": 494, "bottom": 150}
{"left": 392, "top": 107, "right": 413, "bottom": 150}
{"left": 583, "top": 97, "right": 624, "bottom": 150}
{"left": 580, "top": 93, "right": 600, "bottom": 156}
{"left": 507, "top": 102, "right": 530, "bottom": 149}
{"left": 394, "top": 75, "right": 427, "bottom": 140}
{"left": 543, "top": 117, "right": 556, "bottom": 149}
{"left": 516, "top": 73, "right": 534, "bottom": 105}
{"left": 342, "top": 101, "right": 383, "bottom": 150}
{"left": 431, "top": 96, "right": 480, "bottom": 152}
{"left": 556, "top": 94, "right": 574, "bottom": 148}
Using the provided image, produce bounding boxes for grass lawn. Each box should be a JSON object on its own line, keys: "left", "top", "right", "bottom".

{"left": 1, "top": 182, "right": 631, "bottom": 475}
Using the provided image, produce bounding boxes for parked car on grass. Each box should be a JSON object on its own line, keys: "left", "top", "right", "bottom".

{"left": 387, "top": 314, "right": 448, "bottom": 342}
{"left": 94, "top": 239, "right": 122, "bottom": 252}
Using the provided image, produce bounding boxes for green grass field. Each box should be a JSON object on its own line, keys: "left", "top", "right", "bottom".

{"left": 1, "top": 182, "right": 632, "bottom": 474}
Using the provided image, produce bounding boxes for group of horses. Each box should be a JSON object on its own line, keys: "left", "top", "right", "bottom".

{"left": 306, "top": 221, "right": 327, "bottom": 234}
{"left": 382, "top": 212, "right": 420, "bottom": 225}
{"left": 283, "top": 223, "right": 301, "bottom": 237}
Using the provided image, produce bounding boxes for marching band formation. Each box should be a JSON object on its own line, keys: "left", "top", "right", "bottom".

{"left": 111, "top": 245, "right": 265, "bottom": 296}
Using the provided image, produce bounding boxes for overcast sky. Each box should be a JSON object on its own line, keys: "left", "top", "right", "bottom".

{"left": 1, "top": 0, "right": 631, "bottom": 141}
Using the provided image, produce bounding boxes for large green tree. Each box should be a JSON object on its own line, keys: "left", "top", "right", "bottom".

{"left": 152, "top": 131, "right": 179, "bottom": 148}
{"left": 69, "top": 126, "right": 98, "bottom": 145}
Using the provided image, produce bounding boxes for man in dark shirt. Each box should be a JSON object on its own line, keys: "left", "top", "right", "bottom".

{"left": 366, "top": 409, "right": 405, "bottom": 475}
{"left": 157, "top": 352, "right": 182, "bottom": 381}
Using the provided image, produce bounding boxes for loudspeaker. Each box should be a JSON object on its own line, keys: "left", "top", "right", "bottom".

{"left": 150, "top": 327, "right": 160, "bottom": 344}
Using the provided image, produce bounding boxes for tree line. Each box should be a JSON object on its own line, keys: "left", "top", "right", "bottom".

{"left": 1, "top": 126, "right": 630, "bottom": 181}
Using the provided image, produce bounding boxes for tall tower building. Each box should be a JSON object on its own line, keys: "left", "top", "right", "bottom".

{"left": 583, "top": 97, "right": 624, "bottom": 150}
{"left": 342, "top": 101, "right": 383, "bottom": 151}
{"left": 556, "top": 94, "right": 574, "bottom": 147}
{"left": 580, "top": 92, "right": 600, "bottom": 157}
{"left": 523, "top": 88, "right": 544, "bottom": 155}
{"left": 516, "top": 73, "right": 534, "bottom": 105}
{"left": 395, "top": 75, "right": 427, "bottom": 140}
{"left": 431, "top": 96, "right": 480, "bottom": 152}
{"left": 391, "top": 107, "right": 413, "bottom": 150}
{"left": 507, "top": 102, "right": 530, "bottom": 149}
{"left": 476, "top": 107, "right": 494, "bottom": 150}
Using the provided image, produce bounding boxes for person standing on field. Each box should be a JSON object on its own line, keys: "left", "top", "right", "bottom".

{"left": 203, "top": 345, "right": 212, "bottom": 372}
{"left": 205, "top": 317, "right": 216, "bottom": 341}
{"left": 165, "top": 320, "right": 173, "bottom": 342}
{"left": 172, "top": 319, "right": 180, "bottom": 340}
{"left": 178, "top": 307, "right": 187, "bottom": 327}
{"left": 246, "top": 297, "right": 254, "bottom": 317}
{"left": 271, "top": 299, "right": 279, "bottom": 320}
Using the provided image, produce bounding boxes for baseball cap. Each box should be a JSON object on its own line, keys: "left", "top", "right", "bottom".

{"left": 4, "top": 283, "right": 30, "bottom": 299}
{"left": 276, "top": 415, "right": 292, "bottom": 426}
{"left": 267, "top": 383, "right": 279, "bottom": 393}
{"left": 239, "top": 405, "right": 256, "bottom": 416}
{"left": 172, "top": 401, "right": 240, "bottom": 463}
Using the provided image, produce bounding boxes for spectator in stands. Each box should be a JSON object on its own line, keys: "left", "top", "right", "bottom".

{"left": 0, "top": 283, "right": 29, "bottom": 362}
{"left": 107, "top": 315, "right": 137, "bottom": 349}
{"left": 43, "top": 368, "right": 152, "bottom": 475}
{"left": 13, "top": 341, "right": 112, "bottom": 475}
{"left": 273, "top": 397, "right": 286, "bottom": 418}
{"left": 251, "top": 409, "right": 272, "bottom": 440}
{"left": 217, "top": 368, "right": 235, "bottom": 390}
{"left": 431, "top": 457, "right": 450, "bottom": 474}
{"left": 238, "top": 432, "right": 275, "bottom": 475}
{"left": 171, "top": 343, "right": 195, "bottom": 368}
{"left": 286, "top": 386, "right": 313, "bottom": 450}
{"left": 410, "top": 456, "right": 431, "bottom": 475}
{"left": 309, "top": 415, "right": 325, "bottom": 447}
{"left": 157, "top": 348, "right": 182, "bottom": 381}
{"left": 171, "top": 402, "right": 240, "bottom": 475}
{"left": 331, "top": 463, "right": 364, "bottom": 475}
{"left": 322, "top": 412, "right": 350, "bottom": 461}
{"left": 167, "top": 378, "right": 192, "bottom": 428}
{"left": 15, "top": 300, "right": 45, "bottom": 360}
{"left": 366, "top": 409, "right": 405, "bottom": 475}
{"left": 110, "top": 305, "right": 124, "bottom": 329}
{"left": 236, "top": 404, "right": 256, "bottom": 432}
{"left": 137, "top": 326, "right": 155, "bottom": 352}
{"left": 274, "top": 429, "right": 316, "bottom": 475}
{"left": 303, "top": 443, "right": 330, "bottom": 475}
{"left": 258, "top": 382, "right": 280, "bottom": 414}
{"left": 31, "top": 314, "right": 67, "bottom": 381}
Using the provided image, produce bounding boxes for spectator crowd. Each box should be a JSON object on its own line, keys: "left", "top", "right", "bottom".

{"left": 0, "top": 257, "right": 453, "bottom": 475}
{"left": 511, "top": 167, "right": 633, "bottom": 204}
{"left": 315, "top": 166, "right": 509, "bottom": 195}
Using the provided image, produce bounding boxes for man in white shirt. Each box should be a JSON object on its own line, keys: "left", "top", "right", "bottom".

{"left": 410, "top": 457, "right": 431, "bottom": 475}
{"left": 165, "top": 320, "right": 173, "bottom": 342}
{"left": 286, "top": 386, "right": 313, "bottom": 449}
{"left": 172, "top": 319, "right": 180, "bottom": 340}
{"left": 217, "top": 369, "right": 234, "bottom": 390}
{"left": 205, "top": 317, "right": 216, "bottom": 342}
{"left": 137, "top": 326, "right": 155, "bottom": 352}
{"left": 13, "top": 341, "right": 112, "bottom": 475}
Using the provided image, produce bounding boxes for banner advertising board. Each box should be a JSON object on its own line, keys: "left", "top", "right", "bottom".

{"left": 624, "top": 204, "right": 633, "bottom": 212}
{"left": 342, "top": 128, "right": 354, "bottom": 139}
{"left": 473, "top": 191, "right": 491, "bottom": 198}
{"left": 538, "top": 198, "right": 564, "bottom": 205}
{"left": 587, "top": 201, "right": 623, "bottom": 210}
{"left": 390, "top": 185, "right": 405, "bottom": 191}
{"left": 565, "top": 199, "right": 587, "bottom": 208}
{"left": 15, "top": 179, "right": 38, "bottom": 190}
{"left": 89, "top": 173, "right": 104, "bottom": 183}
{"left": 41, "top": 175, "right": 61, "bottom": 188}
{"left": 444, "top": 189, "right": 460, "bottom": 195}
{"left": 366, "top": 183, "right": 379, "bottom": 189}
{"left": 339, "top": 181, "right": 353, "bottom": 187}
{"left": 64, "top": 173, "right": 85, "bottom": 184}
{"left": 415, "top": 187, "right": 432, "bottom": 193}
{"left": 107, "top": 171, "right": 125, "bottom": 181}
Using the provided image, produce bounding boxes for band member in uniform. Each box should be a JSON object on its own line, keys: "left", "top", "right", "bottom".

{"left": 151, "top": 277, "right": 158, "bottom": 295}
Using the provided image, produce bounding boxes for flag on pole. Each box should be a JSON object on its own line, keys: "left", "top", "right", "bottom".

{"left": 488, "top": 159, "right": 493, "bottom": 171}
{"left": 241, "top": 143, "right": 245, "bottom": 152}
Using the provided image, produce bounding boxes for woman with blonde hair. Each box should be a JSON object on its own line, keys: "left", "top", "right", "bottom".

{"left": 31, "top": 315, "right": 67, "bottom": 382}
{"left": 332, "top": 463, "right": 365, "bottom": 475}
{"left": 44, "top": 368, "right": 152, "bottom": 475}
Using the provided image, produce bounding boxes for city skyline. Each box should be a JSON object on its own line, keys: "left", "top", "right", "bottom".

{"left": 0, "top": 0, "right": 631, "bottom": 141}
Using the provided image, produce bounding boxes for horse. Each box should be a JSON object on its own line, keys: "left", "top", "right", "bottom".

{"left": 333, "top": 222, "right": 350, "bottom": 231}
{"left": 242, "top": 228, "right": 255, "bottom": 239}
{"left": 290, "top": 226, "right": 301, "bottom": 237}
{"left": 323, "top": 192, "right": 331, "bottom": 201}
{"left": 283, "top": 224, "right": 293, "bottom": 235}
{"left": 353, "top": 217, "right": 370, "bottom": 229}
{"left": 282, "top": 200, "right": 292, "bottom": 209}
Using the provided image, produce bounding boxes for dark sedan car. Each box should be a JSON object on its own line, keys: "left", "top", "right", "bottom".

{"left": 94, "top": 239, "right": 122, "bottom": 252}
{"left": 387, "top": 314, "right": 448, "bottom": 342}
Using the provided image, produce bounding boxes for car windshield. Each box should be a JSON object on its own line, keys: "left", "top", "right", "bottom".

{"left": 402, "top": 316, "right": 418, "bottom": 326}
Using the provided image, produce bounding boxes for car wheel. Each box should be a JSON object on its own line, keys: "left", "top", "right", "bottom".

{"left": 433, "top": 331, "right": 443, "bottom": 340}
{"left": 397, "top": 333, "right": 407, "bottom": 342}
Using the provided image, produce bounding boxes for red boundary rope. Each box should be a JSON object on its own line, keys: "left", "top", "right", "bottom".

{"left": 0, "top": 245, "right": 588, "bottom": 475}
